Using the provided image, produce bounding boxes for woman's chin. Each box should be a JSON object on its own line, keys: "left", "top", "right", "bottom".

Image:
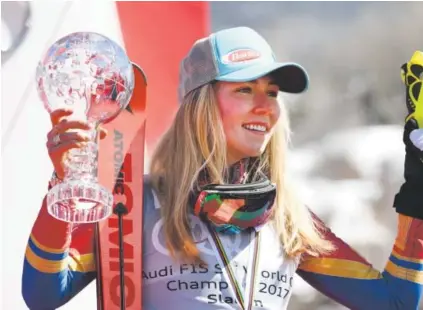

{"left": 227, "top": 142, "right": 271, "bottom": 163}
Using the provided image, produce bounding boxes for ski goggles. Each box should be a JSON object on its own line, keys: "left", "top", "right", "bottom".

{"left": 193, "top": 172, "right": 276, "bottom": 234}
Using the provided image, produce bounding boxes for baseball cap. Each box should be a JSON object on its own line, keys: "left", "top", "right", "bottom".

{"left": 178, "top": 26, "right": 309, "bottom": 102}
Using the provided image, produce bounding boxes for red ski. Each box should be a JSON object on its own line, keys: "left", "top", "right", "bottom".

{"left": 95, "top": 63, "right": 147, "bottom": 310}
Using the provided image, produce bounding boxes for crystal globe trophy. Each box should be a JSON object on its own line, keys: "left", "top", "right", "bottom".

{"left": 36, "top": 32, "right": 135, "bottom": 223}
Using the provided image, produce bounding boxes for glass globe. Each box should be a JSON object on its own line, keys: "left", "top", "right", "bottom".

{"left": 36, "top": 32, "right": 135, "bottom": 223}
{"left": 36, "top": 31, "right": 134, "bottom": 123}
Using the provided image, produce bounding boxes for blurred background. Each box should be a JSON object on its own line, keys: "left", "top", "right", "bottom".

{"left": 2, "top": 1, "right": 422, "bottom": 309}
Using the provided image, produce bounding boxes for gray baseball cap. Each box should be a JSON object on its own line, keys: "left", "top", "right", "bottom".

{"left": 178, "top": 26, "right": 309, "bottom": 103}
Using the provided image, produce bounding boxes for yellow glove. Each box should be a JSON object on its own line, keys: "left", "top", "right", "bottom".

{"left": 394, "top": 51, "right": 423, "bottom": 219}
{"left": 402, "top": 51, "right": 423, "bottom": 127}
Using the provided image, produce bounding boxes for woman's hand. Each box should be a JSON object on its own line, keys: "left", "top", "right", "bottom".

{"left": 401, "top": 51, "right": 423, "bottom": 179}
{"left": 46, "top": 109, "right": 107, "bottom": 180}
{"left": 394, "top": 51, "right": 423, "bottom": 219}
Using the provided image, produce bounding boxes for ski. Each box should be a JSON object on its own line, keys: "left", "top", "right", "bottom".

{"left": 95, "top": 63, "right": 147, "bottom": 310}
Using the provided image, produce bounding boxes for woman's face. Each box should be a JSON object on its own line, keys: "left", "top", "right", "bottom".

{"left": 215, "top": 75, "right": 281, "bottom": 164}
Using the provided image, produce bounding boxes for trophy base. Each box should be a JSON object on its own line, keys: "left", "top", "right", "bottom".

{"left": 46, "top": 180, "right": 114, "bottom": 223}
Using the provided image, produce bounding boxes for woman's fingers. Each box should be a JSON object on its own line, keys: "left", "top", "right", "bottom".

{"left": 49, "top": 140, "right": 88, "bottom": 155}
{"left": 46, "top": 131, "right": 91, "bottom": 150}
{"left": 49, "top": 119, "right": 92, "bottom": 136}
{"left": 49, "top": 109, "right": 109, "bottom": 140}
{"left": 49, "top": 109, "right": 74, "bottom": 126}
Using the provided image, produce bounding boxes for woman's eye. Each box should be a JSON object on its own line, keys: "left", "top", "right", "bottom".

{"left": 236, "top": 87, "right": 252, "bottom": 94}
{"left": 267, "top": 90, "right": 278, "bottom": 97}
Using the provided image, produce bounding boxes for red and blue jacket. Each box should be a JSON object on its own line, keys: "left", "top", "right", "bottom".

{"left": 22, "top": 193, "right": 423, "bottom": 309}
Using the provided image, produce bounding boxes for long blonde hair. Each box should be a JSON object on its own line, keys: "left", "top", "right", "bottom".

{"left": 149, "top": 83, "right": 334, "bottom": 263}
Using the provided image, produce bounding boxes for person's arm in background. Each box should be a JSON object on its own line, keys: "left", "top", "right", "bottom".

{"left": 297, "top": 52, "right": 423, "bottom": 310}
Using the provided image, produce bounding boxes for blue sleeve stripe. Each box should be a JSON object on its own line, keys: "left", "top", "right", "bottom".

{"left": 28, "top": 238, "right": 68, "bottom": 261}
{"left": 390, "top": 254, "right": 423, "bottom": 271}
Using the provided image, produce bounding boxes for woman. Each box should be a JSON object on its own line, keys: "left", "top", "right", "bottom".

{"left": 22, "top": 27, "right": 423, "bottom": 309}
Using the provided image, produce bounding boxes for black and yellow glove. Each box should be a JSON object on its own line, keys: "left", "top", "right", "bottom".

{"left": 394, "top": 50, "right": 423, "bottom": 219}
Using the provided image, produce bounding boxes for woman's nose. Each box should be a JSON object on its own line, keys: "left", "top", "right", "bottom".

{"left": 252, "top": 94, "right": 276, "bottom": 116}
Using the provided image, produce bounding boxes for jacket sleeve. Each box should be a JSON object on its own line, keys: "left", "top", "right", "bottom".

{"left": 297, "top": 213, "right": 423, "bottom": 310}
{"left": 21, "top": 196, "right": 96, "bottom": 309}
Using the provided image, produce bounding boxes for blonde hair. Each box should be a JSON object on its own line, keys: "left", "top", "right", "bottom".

{"left": 149, "top": 83, "right": 334, "bottom": 263}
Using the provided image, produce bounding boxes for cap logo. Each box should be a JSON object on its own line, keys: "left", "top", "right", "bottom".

{"left": 221, "top": 49, "right": 261, "bottom": 64}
